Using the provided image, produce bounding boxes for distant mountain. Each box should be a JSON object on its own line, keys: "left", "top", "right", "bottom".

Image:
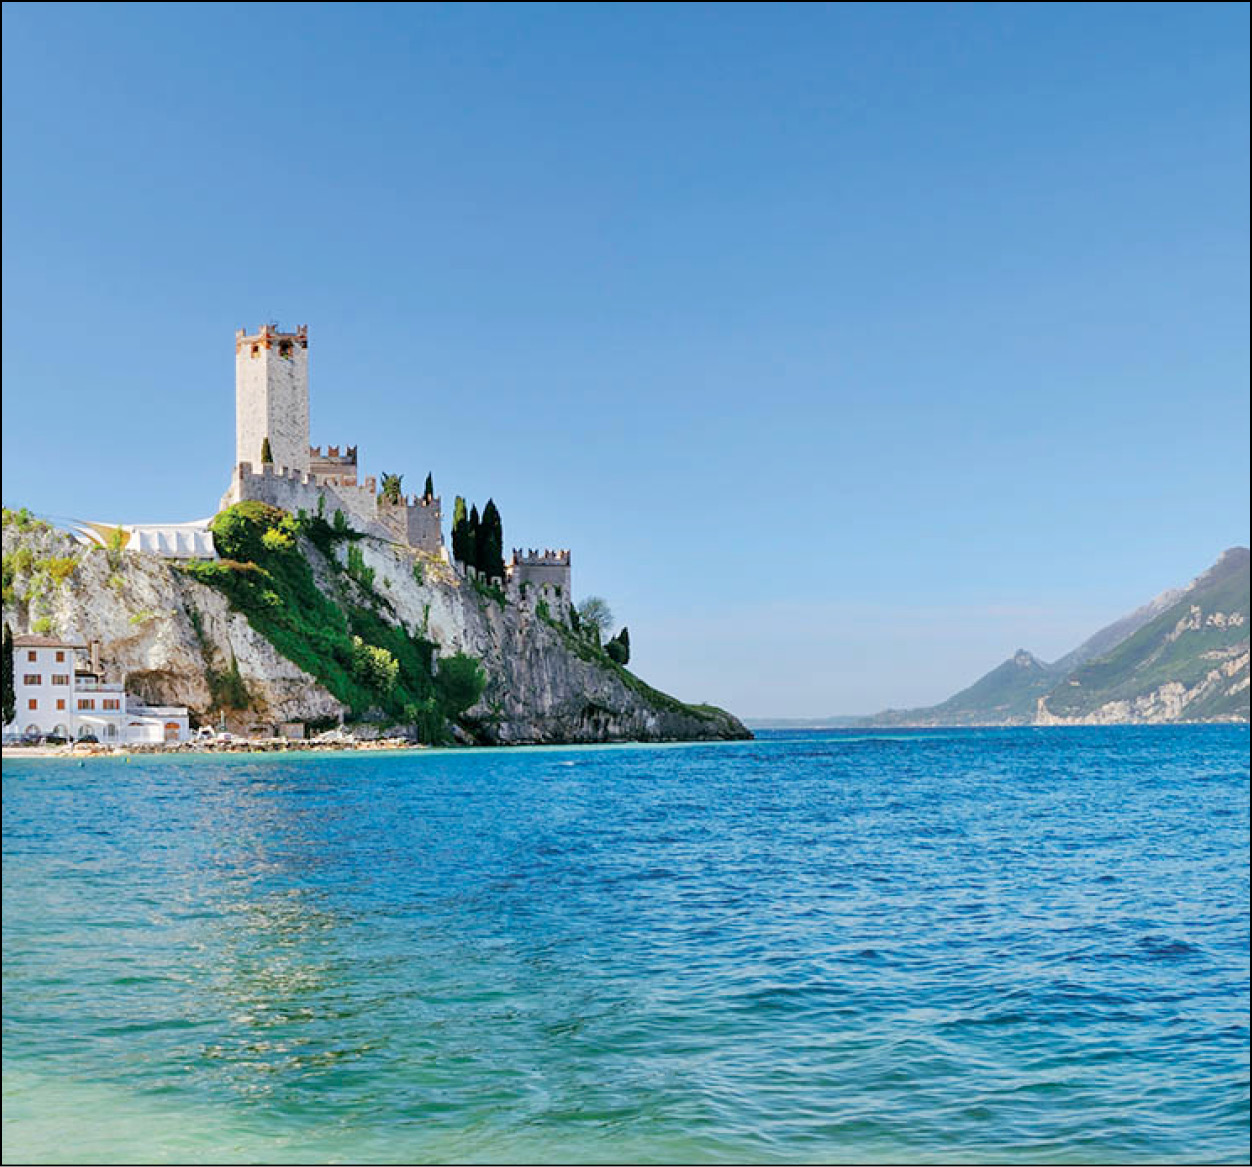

{"left": 848, "top": 548, "right": 1249, "bottom": 727}
{"left": 1037, "top": 547, "right": 1249, "bottom": 724}
{"left": 1048, "top": 581, "right": 1187, "bottom": 677}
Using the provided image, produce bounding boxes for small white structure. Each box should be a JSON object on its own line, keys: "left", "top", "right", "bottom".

{"left": 71, "top": 520, "right": 216, "bottom": 560}
{"left": 6, "top": 634, "right": 191, "bottom": 744}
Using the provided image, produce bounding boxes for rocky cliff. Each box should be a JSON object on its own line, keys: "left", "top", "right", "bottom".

{"left": 1, "top": 508, "right": 750, "bottom": 744}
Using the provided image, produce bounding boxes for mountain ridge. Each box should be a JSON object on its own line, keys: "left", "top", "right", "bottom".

{"left": 747, "top": 548, "right": 1250, "bottom": 728}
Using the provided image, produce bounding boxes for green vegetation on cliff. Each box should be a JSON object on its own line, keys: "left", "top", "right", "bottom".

{"left": 179, "top": 502, "right": 484, "bottom": 740}
{"left": 1041, "top": 548, "right": 1249, "bottom": 720}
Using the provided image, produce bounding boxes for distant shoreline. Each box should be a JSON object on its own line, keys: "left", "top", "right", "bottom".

{"left": 745, "top": 719, "right": 1250, "bottom": 730}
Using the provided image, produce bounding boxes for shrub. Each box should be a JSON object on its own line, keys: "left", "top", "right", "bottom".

{"left": 211, "top": 501, "right": 287, "bottom": 562}
{"left": 606, "top": 626, "right": 631, "bottom": 666}
{"left": 436, "top": 653, "right": 486, "bottom": 716}
{"left": 346, "top": 544, "right": 376, "bottom": 590}
{"left": 352, "top": 636, "right": 399, "bottom": 694}
{"left": 42, "top": 557, "right": 77, "bottom": 585}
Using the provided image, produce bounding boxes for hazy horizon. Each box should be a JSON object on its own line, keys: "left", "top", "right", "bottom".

{"left": 3, "top": 3, "right": 1248, "bottom": 719}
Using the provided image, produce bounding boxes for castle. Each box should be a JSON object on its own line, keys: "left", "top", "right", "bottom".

{"left": 220, "top": 324, "right": 572, "bottom": 599}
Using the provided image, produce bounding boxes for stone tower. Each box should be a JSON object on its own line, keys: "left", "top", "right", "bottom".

{"left": 235, "top": 324, "right": 310, "bottom": 474}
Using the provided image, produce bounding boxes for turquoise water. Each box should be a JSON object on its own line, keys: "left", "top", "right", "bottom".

{"left": 3, "top": 727, "right": 1249, "bottom": 1164}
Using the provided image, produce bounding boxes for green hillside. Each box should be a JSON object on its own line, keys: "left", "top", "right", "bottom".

{"left": 1041, "top": 548, "right": 1249, "bottom": 721}
{"left": 869, "top": 650, "right": 1055, "bottom": 726}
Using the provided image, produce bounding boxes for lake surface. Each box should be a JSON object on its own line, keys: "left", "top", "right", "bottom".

{"left": 3, "top": 727, "right": 1249, "bottom": 1164}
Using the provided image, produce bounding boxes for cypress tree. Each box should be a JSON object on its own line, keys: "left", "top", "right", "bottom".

{"left": 260, "top": 437, "right": 273, "bottom": 465}
{"left": 451, "top": 496, "right": 468, "bottom": 564}
{"left": 466, "top": 505, "right": 480, "bottom": 573}
{"left": 617, "top": 626, "right": 630, "bottom": 665}
{"left": 1, "top": 622, "right": 14, "bottom": 727}
{"left": 424, "top": 473, "right": 434, "bottom": 501}
{"left": 478, "top": 499, "right": 505, "bottom": 580}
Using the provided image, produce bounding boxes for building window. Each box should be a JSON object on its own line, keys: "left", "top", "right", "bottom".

{"left": 28, "top": 699, "right": 37, "bottom": 710}
{"left": 103, "top": 699, "right": 120, "bottom": 711}
{"left": 27, "top": 651, "right": 37, "bottom": 662}
{"left": 55, "top": 651, "right": 65, "bottom": 663}
{"left": 52, "top": 674, "right": 70, "bottom": 685}
{"left": 78, "top": 699, "right": 95, "bottom": 710}
{"left": 56, "top": 699, "right": 66, "bottom": 711}
{"left": 23, "top": 674, "right": 41, "bottom": 685}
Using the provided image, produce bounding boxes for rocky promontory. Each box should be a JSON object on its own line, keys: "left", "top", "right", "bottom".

{"left": 2, "top": 506, "right": 750, "bottom": 745}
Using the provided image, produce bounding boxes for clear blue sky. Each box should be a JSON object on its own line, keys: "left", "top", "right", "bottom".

{"left": 3, "top": 2, "right": 1248, "bottom": 718}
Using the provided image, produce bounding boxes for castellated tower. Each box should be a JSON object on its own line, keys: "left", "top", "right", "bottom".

{"left": 235, "top": 324, "right": 310, "bottom": 474}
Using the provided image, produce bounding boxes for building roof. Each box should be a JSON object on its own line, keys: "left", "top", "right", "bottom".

{"left": 12, "top": 634, "right": 85, "bottom": 649}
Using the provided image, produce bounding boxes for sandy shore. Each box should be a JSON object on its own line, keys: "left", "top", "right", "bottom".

{"left": 2, "top": 738, "right": 428, "bottom": 760}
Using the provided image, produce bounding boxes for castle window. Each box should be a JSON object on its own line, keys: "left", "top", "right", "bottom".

{"left": 251, "top": 344, "right": 261, "bottom": 358}
{"left": 279, "top": 340, "right": 293, "bottom": 359}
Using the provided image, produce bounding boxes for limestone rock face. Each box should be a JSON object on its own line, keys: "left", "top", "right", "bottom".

{"left": 331, "top": 536, "right": 749, "bottom": 743}
{"left": 2, "top": 519, "right": 749, "bottom": 743}
{"left": 3, "top": 521, "right": 344, "bottom": 731}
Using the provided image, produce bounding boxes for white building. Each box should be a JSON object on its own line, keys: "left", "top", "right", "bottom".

{"left": 7, "top": 634, "right": 190, "bottom": 744}
{"left": 71, "top": 520, "right": 216, "bottom": 560}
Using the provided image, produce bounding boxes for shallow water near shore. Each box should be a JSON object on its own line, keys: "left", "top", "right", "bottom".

{"left": 3, "top": 727, "right": 1249, "bottom": 1164}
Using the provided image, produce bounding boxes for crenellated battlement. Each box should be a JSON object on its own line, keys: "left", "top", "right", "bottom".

{"left": 309, "top": 444, "right": 358, "bottom": 463}
{"left": 231, "top": 461, "right": 376, "bottom": 494}
{"left": 506, "top": 546, "right": 572, "bottom": 602}
{"left": 378, "top": 492, "right": 443, "bottom": 554}
{"left": 380, "top": 493, "right": 439, "bottom": 510}
{"left": 510, "top": 548, "right": 571, "bottom": 567}
{"left": 235, "top": 323, "right": 308, "bottom": 352}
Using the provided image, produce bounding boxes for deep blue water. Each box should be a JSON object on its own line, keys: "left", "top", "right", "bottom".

{"left": 3, "top": 727, "right": 1249, "bottom": 1164}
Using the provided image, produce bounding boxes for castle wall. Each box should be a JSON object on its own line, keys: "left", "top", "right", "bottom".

{"left": 380, "top": 495, "right": 444, "bottom": 555}
{"left": 507, "top": 549, "right": 572, "bottom": 603}
{"left": 309, "top": 444, "right": 358, "bottom": 485}
{"left": 235, "top": 327, "right": 310, "bottom": 474}
{"left": 221, "top": 463, "right": 390, "bottom": 540}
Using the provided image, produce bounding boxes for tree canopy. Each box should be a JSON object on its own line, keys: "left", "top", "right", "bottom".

{"left": 577, "top": 597, "right": 613, "bottom": 642}
{"left": 379, "top": 473, "right": 404, "bottom": 504}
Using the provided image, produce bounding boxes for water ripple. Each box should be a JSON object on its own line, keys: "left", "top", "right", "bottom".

{"left": 3, "top": 725, "right": 1249, "bottom": 1164}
